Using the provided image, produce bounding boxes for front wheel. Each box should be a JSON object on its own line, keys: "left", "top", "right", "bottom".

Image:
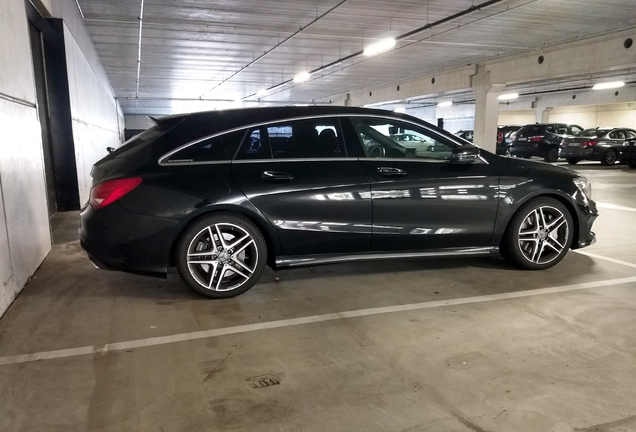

{"left": 601, "top": 149, "right": 617, "bottom": 166}
{"left": 500, "top": 197, "right": 573, "bottom": 270}
{"left": 627, "top": 159, "right": 636, "bottom": 169}
{"left": 566, "top": 158, "right": 580, "bottom": 165}
{"left": 176, "top": 213, "right": 267, "bottom": 298}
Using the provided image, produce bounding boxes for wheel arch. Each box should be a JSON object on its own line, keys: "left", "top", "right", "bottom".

{"left": 496, "top": 191, "right": 580, "bottom": 250}
{"left": 169, "top": 204, "right": 281, "bottom": 269}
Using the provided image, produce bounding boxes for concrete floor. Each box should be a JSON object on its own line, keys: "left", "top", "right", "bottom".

{"left": 1, "top": 161, "right": 636, "bottom": 432}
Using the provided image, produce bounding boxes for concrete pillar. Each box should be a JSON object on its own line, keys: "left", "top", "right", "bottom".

{"left": 472, "top": 67, "right": 504, "bottom": 153}
{"left": 532, "top": 98, "right": 553, "bottom": 123}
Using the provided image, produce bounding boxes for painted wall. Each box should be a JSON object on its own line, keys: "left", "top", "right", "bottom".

{"left": 64, "top": 24, "right": 124, "bottom": 204}
{"left": 498, "top": 110, "right": 535, "bottom": 127}
{"left": 0, "top": 0, "right": 123, "bottom": 318}
{"left": 548, "top": 103, "right": 636, "bottom": 129}
{"left": 0, "top": 0, "right": 52, "bottom": 317}
{"left": 51, "top": 0, "right": 124, "bottom": 205}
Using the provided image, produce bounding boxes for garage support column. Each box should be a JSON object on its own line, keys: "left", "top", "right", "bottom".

{"left": 534, "top": 99, "right": 553, "bottom": 123}
{"left": 472, "top": 68, "right": 504, "bottom": 153}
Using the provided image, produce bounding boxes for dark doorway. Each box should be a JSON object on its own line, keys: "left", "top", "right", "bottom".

{"left": 28, "top": 22, "right": 57, "bottom": 217}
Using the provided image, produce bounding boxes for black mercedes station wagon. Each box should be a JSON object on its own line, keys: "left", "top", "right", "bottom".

{"left": 80, "top": 106, "right": 598, "bottom": 298}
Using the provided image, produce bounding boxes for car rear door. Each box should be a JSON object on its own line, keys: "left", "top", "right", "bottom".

{"left": 231, "top": 117, "right": 372, "bottom": 257}
{"left": 344, "top": 116, "right": 499, "bottom": 252}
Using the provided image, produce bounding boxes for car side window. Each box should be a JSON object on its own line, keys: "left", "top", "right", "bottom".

{"left": 273, "top": 118, "right": 345, "bottom": 159}
{"left": 164, "top": 129, "right": 245, "bottom": 163}
{"left": 350, "top": 117, "right": 455, "bottom": 161}
{"left": 609, "top": 130, "right": 625, "bottom": 140}
{"left": 626, "top": 130, "right": 636, "bottom": 139}
{"left": 235, "top": 127, "right": 272, "bottom": 160}
{"left": 237, "top": 118, "right": 346, "bottom": 160}
{"left": 570, "top": 125, "right": 583, "bottom": 135}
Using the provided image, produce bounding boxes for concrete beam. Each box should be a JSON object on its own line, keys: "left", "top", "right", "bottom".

{"left": 326, "top": 29, "right": 636, "bottom": 107}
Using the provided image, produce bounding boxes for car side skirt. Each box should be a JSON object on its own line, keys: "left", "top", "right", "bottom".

{"left": 275, "top": 246, "right": 499, "bottom": 268}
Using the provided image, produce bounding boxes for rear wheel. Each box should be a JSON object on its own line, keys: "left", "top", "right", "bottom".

{"left": 176, "top": 213, "right": 267, "bottom": 298}
{"left": 601, "top": 149, "right": 617, "bottom": 166}
{"left": 566, "top": 158, "right": 580, "bottom": 165}
{"left": 501, "top": 197, "right": 573, "bottom": 270}
{"left": 544, "top": 146, "right": 559, "bottom": 163}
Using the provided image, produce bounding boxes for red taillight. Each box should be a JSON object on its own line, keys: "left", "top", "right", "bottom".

{"left": 582, "top": 140, "right": 597, "bottom": 147}
{"left": 529, "top": 135, "right": 544, "bottom": 142}
{"left": 89, "top": 177, "right": 142, "bottom": 209}
{"left": 497, "top": 130, "right": 504, "bottom": 144}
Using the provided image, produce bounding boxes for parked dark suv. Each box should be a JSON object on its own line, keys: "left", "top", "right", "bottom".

{"left": 560, "top": 127, "right": 636, "bottom": 165}
{"left": 80, "top": 106, "right": 597, "bottom": 298}
{"left": 507, "top": 123, "right": 583, "bottom": 162}
{"left": 623, "top": 136, "right": 636, "bottom": 168}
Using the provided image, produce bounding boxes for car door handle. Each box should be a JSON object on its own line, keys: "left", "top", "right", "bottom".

{"left": 261, "top": 171, "right": 294, "bottom": 182}
{"left": 377, "top": 167, "right": 407, "bottom": 177}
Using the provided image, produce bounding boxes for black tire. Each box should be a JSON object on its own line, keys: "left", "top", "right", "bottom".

{"left": 500, "top": 197, "right": 573, "bottom": 270}
{"left": 544, "top": 146, "right": 559, "bottom": 163}
{"left": 566, "top": 158, "right": 580, "bottom": 165}
{"left": 601, "top": 149, "right": 617, "bottom": 166}
{"left": 176, "top": 212, "right": 267, "bottom": 298}
{"left": 628, "top": 160, "right": 636, "bottom": 169}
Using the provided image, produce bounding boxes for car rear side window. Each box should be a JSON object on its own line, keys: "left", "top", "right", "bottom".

{"left": 164, "top": 130, "right": 245, "bottom": 163}
{"left": 235, "top": 118, "right": 346, "bottom": 160}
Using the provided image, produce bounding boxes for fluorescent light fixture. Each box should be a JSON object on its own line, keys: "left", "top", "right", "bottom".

{"left": 363, "top": 38, "right": 396, "bottom": 56}
{"left": 592, "top": 81, "right": 624, "bottom": 90}
{"left": 498, "top": 93, "right": 519, "bottom": 101}
{"left": 393, "top": 107, "right": 406, "bottom": 113}
{"left": 437, "top": 101, "right": 453, "bottom": 108}
{"left": 294, "top": 103, "right": 309, "bottom": 107}
{"left": 255, "top": 88, "right": 268, "bottom": 98}
{"left": 293, "top": 71, "right": 311, "bottom": 84}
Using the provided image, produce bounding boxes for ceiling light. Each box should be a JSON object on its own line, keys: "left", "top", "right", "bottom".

{"left": 393, "top": 107, "right": 406, "bottom": 113}
{"left": 437, "top": 101, "right": 453, "bottom": 107}
{"left": 255, "top": 89, "right": 268, "bottom": 98}
{"left": 363, "top": 38, "right": 396, "bottom": 56}
{"left": 592, "top": 81, "right": 624, "bottom": 90}
{"left": 498, "top": 93, "right": 519, "bottom": 101}
{"left": 293, "top": 71, "right": 311, "bottom": 84}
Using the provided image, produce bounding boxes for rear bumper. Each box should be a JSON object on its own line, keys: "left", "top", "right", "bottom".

{"left": 79, "top": 203, "right": 177, "bottom": 277}
{"left": 559, "top": 147, "right": 595, "bottom": 159}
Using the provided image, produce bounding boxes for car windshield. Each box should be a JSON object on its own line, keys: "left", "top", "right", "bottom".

{"left": 578, "top": 128, "right": 610, "bottom": 137}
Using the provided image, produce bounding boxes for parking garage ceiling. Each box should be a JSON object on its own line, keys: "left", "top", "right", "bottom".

{"left": 76, "top": 0, "right": 636, "bottom": 115}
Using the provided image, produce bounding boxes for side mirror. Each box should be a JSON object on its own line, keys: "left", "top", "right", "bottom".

{"left": 106, "top": 147, "right": 115, "bottom": 154}
{"left": 451, "top": 145, "right": 480, "bottom": 164}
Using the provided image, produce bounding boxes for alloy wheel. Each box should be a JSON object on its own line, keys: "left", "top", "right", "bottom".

{"left": 186, "top": 222, "right": 259, "bottom": 292}
{"left": 517, "top": 205, "right": 568, "bottom": 265}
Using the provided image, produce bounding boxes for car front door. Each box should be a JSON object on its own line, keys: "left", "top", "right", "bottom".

{"left": 231, "top": 117, "right": 372, "bottom": 257}
{"left": 345, "top": 116, "right": 500, "bottom": 252}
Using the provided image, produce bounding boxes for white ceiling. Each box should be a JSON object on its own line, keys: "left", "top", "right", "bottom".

{"left": 76, "top": 0, "right": 636, "bottom": 115}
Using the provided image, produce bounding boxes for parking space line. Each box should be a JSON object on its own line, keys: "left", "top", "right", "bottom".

{"left": 596, "top": 202, "right": 636, "bottom": 213}
{"left": 574, "top": 250, "right": 636, "bottom": 270}
{"left": 2, "top": 275, "right": 636, "bottom": 367}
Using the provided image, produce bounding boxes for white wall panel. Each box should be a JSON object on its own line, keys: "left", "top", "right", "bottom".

{"left": 63, "top": 24, "right": 122, "bottom": 204}
{"left": 0, "top": 0, "right": 52, "bottom": 318}
{"left": 0, "top": 0, "right": 36, "bottom": 103}
{"left": 0, "top": 180, "right": 14, "bottom": 315}
{"left": 0, "top": 99, "right": 51, "bottom": 317}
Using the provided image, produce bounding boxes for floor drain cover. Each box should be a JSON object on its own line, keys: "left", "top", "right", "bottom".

{"left": 247, "top": 373, "right": 283, "bottom": 389}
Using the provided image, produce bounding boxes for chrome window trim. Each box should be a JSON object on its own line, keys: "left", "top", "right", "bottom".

{"left": 232, "top": 157, "right": 359, "bottom": 164}
{"left": 158, "top": 112, "right": 469, "bottom": 166}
